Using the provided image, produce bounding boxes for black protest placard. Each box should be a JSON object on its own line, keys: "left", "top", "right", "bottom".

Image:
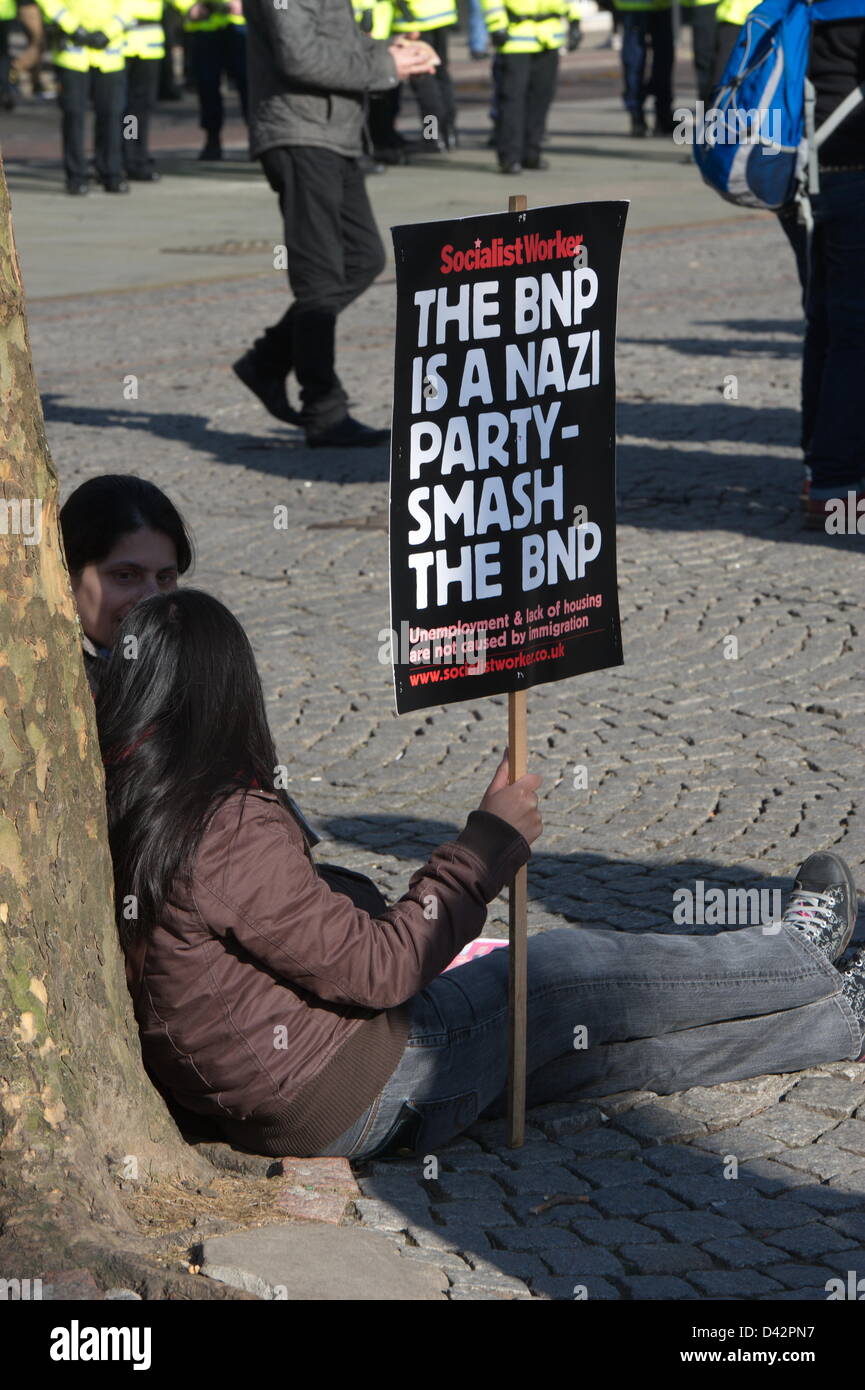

{"left": 388, "top": 201, "right": 628, "bottom": 714}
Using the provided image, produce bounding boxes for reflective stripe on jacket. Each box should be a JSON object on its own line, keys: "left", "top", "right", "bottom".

{"left": 174, "top": 0, "right": 244, "bottom": 33}
{"left": 389, "top": 0, "right": 457, "bottom": 33}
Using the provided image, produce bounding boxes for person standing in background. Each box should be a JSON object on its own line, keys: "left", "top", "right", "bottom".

{"left": 481, "top": 0, "right": 582, "bottom": 175}
{"left": 235, "top": 0, "right": 439, "bottom": 447}
{"left": 173, "top": 0, "right": 246, "bottom": 159}
{"left": 389, "top": 0, "right": 457, "bottom": 149}
{"left": 356, "top": 0, "right": 406, "bottom": 163}
{"left": 122, "top": 0, "right": 164, "bottom": 178}
{"left": 613, "top": 0, "right": 674, "bottom": 136}
{"left": 37, "top": 0, "right": 132, "bottom": 192}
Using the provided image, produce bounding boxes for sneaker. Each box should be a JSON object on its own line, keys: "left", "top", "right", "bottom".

{"left": 499, "top": 160, "right": 523, "bottom": 174}
{"left": 835, "top": 944, "right": 865, "bottom": 1041}
{"left": 199, "top": 139, "right": 222, "bottom": 161}
{"left": 522, "top": 155, "right": 549, "bottom": 170}
{"left": 803, "top": 482, "right": 865, "bottom": 531}
{"left": 66, "top": 180, "right": 89, "bottom": 196}
{"left": 102, "top": 178, "right": 130, "bottom": 193}
{"left": 306, "top": 415, "right": 390, "bottom": 449}
{"left": 126, "top": 168, "right": 161, "bottom": 182}
{"left": 779, "top": 852, "right": 858, "bottom": 962}
{"left": 630, "top": 114, "right": 648, "bottom": 137}
{"left": 232, "top": 349, "right": 300, "bottom": 425}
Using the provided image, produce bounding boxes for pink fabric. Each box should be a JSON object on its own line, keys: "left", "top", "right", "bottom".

{"left": 443, "top": 938, "right": 508, "bottom": 972}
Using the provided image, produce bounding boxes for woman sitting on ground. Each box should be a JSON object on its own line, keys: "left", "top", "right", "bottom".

{"left": 93, "top": 587, "right": 865, "bottom": 1162}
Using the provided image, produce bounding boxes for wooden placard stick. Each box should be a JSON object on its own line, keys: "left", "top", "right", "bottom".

{"left": 507, "top": 191, "right": 529, "bottom": 1148}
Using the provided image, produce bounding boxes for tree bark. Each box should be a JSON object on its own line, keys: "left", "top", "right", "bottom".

{"left": 0, "top": 151, "right": 218, "bottom": 1290}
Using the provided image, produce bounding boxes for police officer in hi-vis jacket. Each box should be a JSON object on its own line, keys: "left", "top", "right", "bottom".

{"left": 389, "top": 0, "right": 457, "bottom": 149}
{"left": 481, "top": 0, "right": 582, "bottom": 175}
{"left": 38, "top": 0, "right": 133, "bottom": 192}
{"left": 173, "top": 0, "right": 247, "bottom": 159}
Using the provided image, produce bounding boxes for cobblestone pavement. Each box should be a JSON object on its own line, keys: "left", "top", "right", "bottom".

{"left": 12, "top": 42, "right": 865, "bottom": 1299}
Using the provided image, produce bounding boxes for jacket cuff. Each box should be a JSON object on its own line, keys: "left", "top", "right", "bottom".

{"left": 456, "top": 810, "right": 531, "bottom": 897}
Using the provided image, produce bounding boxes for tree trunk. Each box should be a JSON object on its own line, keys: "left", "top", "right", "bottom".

{"left": 0, "top": 152, "right": 222, "bottom": 1294}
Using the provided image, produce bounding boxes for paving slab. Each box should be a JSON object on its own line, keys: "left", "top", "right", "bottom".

{"left": 201, "top": 1225, "right": 449, "bottom": 1300}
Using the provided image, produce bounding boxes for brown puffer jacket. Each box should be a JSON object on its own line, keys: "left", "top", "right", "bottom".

{"left": 122, "top": 787, "right": 530, "bottom": 1156}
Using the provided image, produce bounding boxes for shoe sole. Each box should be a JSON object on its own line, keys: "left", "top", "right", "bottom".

{"left": 795, "top": 852, "right": 859, "bottom": 961}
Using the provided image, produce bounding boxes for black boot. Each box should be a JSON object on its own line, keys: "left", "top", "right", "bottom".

{"left": 233, "top": 349, "right": 300, "bottom": 425}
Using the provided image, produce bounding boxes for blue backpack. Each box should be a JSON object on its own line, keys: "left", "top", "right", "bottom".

{"left": 693, "top": 0, "right": 865, "bottom": 212}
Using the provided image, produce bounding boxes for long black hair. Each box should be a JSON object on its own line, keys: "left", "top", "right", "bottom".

{"left": 60, "top": 474, "right": 194, "bottom": 577}
{"left": 96, "top": 589, "right": 293, "bottom": 942}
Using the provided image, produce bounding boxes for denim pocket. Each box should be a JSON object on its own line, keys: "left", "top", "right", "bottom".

{"left": 366, "top": 1091, "right": 480, "bottom": 1160}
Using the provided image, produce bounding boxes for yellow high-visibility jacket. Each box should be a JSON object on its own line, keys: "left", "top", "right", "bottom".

{"left": 38, "top": 0, "right": 133, "bottom": 71}
{"left": 174, "top": 0, "right": 244, "bottom": 34}
{"left": 482, "top": 0, "right": 581, "bottom": 54}
{"left": 123, "top": 0, "right": 164, "bottom": 57}
{"left": 390, "top": 0, "right": 456, "bottom": 34}
{"left": 715, "top": 0, "right": 758, "bottom": 22}
{"left": 355, "top": 0, "right": 392, "bottom": 39}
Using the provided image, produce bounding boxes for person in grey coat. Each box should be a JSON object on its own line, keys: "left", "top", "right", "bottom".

{"left": 233, "top": 0, "right": 439, "bottom": 448}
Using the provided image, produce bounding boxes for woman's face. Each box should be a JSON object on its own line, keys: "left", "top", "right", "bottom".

{"left": 71, "top": 526, "right": 179, "bottom": 649}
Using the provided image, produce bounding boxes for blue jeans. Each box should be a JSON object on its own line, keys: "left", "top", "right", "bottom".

{"left": 620, "top": 9, "right": 674, "bottom": 120}
{"left": 316, "top": 923, "right": 862, "bottom": 1160}
{"left": 468, "top": 0, "right": 488, "bottom": 55}
{"left": 801, "top": 171, "right": 865, "bottom": 488}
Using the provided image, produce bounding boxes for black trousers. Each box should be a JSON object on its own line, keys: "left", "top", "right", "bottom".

{"left": 408, "top": 26, "right": 456, "bottom": 142}
{"left": 687, "top": 3, "right": 717, "bottom": 106}
{"left": 254, "top": 145, "right": 386, "bottom": 433}
{"left": 56, "top": 66, "right": 125, "bottom": 184}
{"left": 187, "top": 26, "right": 248, "bottom": 136}
{"left": 496, "top": 48, "right": 558, "bottom": 167}
{"left": 123, "top": 55, "right": 161, "bottom": 173}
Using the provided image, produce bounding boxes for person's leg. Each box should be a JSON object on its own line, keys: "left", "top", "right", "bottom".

{"left": 56, "top": 66, "right": 90, "bottom": 186}
{"left": 496, "top": 51, "right": 531, "bottom": 168}
{"left": 523, "top": 46, "right": 558, "bottom": 165}
{"left": 92, "top": 67, "right": 126, "bottom": 184}
{"left": 430, "top": 26, "right": 457, "bottom": 145}
{"left": 338, "top": 153, "right": 387, "bottom": 313}
{"left": 265, "top": 146, "right": 354, "bottom": 434}
{"left": 189, "top": 30, "right": 222, "bottom": 142}
{"left": 343, "top": 920, "right": 860, "bottom": 1160}
{"left": 409, "top": 45, "right": 448, "bottom": 146}
{"left": 225, "top": 22, "right": 248, "bottom": 125}
{"left": 123, "top": 55, "right": 160, "bottom": 175}
{"left": 468, "top": 0, "right": 488, "bottom": 56}
{"left": 620, "top": 11, "right": 649, "bottom": 126}
{"left": 803, "top": 172, "right": 865, "bottom": 493}
{"left": 690, "top": 1, "right": 717, "bottom": 107}
{"left": 647, "top": 7, "right": 674, "bottom": 129}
